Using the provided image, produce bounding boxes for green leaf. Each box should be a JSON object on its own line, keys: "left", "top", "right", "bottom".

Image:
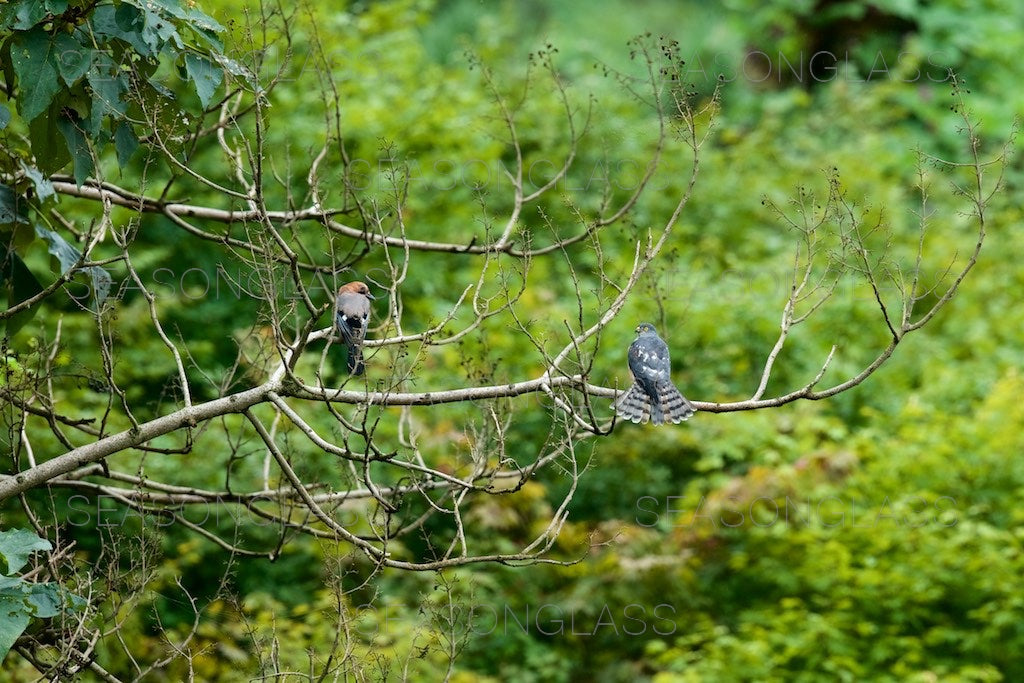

{"left": 183, "top": 7, "right": 225, "bottom": 37}
{"left": 0, "top": 580, "right": 85, "bottom": 661}
{"left": 211, "top": 52, "right": 257, "bottom": 84}
{"left": 0, "top": 184, "right": 29, "bottom": 227}
{"left": 20, "top": 164, "right": 55, "bottom": 202}
{"left": 185, "top": 53, "right": 222, "bottom": 108}
{"left": 0, "top": 528, "right": 83, "bottom": 662}
{"left": 88, "top": 266, "right": 112, "bottom": 308}
{"left": 55, "top": 114, "right": 93, "bottom": 186}
{"left": 34, "top": 225, "right": 81, "bottom": 275}
{"left": 32, "top": 226, "right": 112, "bottom": 308}
{"left": 116, "top": 3, "right": 153, "bottom": 54}
{"left": 53, "top": 33, "right": 92, "bottom": 86}
{"left": 0, "top": 37, "right": 14, "bottom": 91}
{"left": 191, "top": 26, "right": 224, "bottom": 52}
{"left": 10, "top": 0, "right": 48, "bottom": 30}
{"left": 28, "top": 108, "right": 71, "bottom": 175}
{"left": 145, "top": 77, "right": 175, "bottom": 100}
{"left": 0, "top": 105, "right": 9, "bottom": 130}
{"left": 92, "top": 4, "right": 150, "bottom": 56}
{"left": 114, "top": 122, "right": 139, "bottom": 167}
{"left": 0, "top": 6, "right": 16, "bottom": 31}
{"left": 87, "top": 55, "right": 127, "bottom": 117}
{"left": 145, "top": 9, "right": 183, "bottom": 49}
{"left": 0, "top": 529, "right": 51, "bottom": 576}
{"left": 0, "top": 245, "right": 44, "bottom": 336}
{"left": 0, "top": 594, "right": 31, "bottom": 661}
{"left": 9, "top": 27, "right": 61, "bottom": 122}
{"left": 136, "top": 0, "right": 226, "bottom": 39}
{"left": 0, "top": 184, "right": 33, "bottom": 260}
{"left": 24, "top": 583, "right": 63, "bottom": 618}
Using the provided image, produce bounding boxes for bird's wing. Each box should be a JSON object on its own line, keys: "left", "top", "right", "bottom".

{"left": 628, "top": 334, "right": 672, "bottom": 387}
{"left": 336, "top": 293, "right": 370, "bottom": 344}
{"left": 335, "top": 311, "right": 357, "bottom": 346}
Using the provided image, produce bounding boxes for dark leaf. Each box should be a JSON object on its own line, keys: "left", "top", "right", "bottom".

{"left": 144, "top": 77, "right": 175, "bottom": 100}
{"left": 0, "top": 183, "right": 33, "bottom": 257}
{"left": 20, "top": 164, "right": 55, "bottom": 202}
{"left": 28, "top": 107, "right": 72, "bottom": 175}
{"left": 34, "top": 224, "right": 81, "bottom": 275}
{"left": 0, "top": 184, "right": 29, "bottom": 227}
{"left": 114, "top": 122, "right": 139, "bottom": 167}
{"left": 9, "top": 27, "right": 61, "bottom": 122}
{"left": 184, "top": 52, "right": 222, "bottom": 108}
{"left": 137, "top": 0, "right": 227, "bottom": 39}
{"left": 0, "top": 37, "right": 15, "bottom": 92}
{"left": 32, "top": 225, "right": 112, "bottom": 309}
{"left": 0, "top": 245, "right": 44, "bottom": 336}
{"left": 191, "top": 26, "right": 224, "bottom": 52}
{"left": 87, "top": 91, "right": 104, "bottom": 139}
{"left": 92, "top": 4, "right": 150, "bottom": 56}
{"left": 87, "top": 266, "right": 112, "bottom": 308}
{"left": 87, "top": 54, "right": 128, "bottom": 117}
{"left": 55, "top": 114, "right": 93, "bottom": 186}
{"left": 10, "top": 0, "right": 48, "bottom": 30}
{"left": 53, "top": 33, "right": 92, "bottom": 86}
{"left": 115, "top": 3, "right": 150, "bottom": 54}
{"left": 144, "top": 9, "right": 182, "bottom": 49}
{"left": 3, "top": 223, "right": 36, "bottom": 252}
{"left": 0, "top": 6, "right": 17, "bottom": 32}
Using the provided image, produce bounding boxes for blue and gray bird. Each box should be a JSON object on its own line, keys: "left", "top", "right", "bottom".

{"left": 615, "top": 322, "right": 696, "bottom": 425}
{"left": 335, "top": 281, "right": 375, "bottom": 375}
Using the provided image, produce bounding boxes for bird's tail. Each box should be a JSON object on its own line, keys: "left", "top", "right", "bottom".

{"left": 615, "top": 382, "right": 696, "bottom": 425}
{"left": 615, "top": 383, "right": 652, "bottom": 424}
{"left": 346, "top": 343, "right": 365, "bottom": 375}
{"left": 655, "top": 381, "right": 696, "bottom": 424}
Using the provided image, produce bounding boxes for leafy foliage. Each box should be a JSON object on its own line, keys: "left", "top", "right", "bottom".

{"left": 0, "top": 0, "right": 252, "bottom": 332}
{"left": 0, "top": 528, "right": 84, "bottom": 661}
{"left": 1, "top": 0, "right": 238, "bottom": 175}
{"left": 2, "top": 0, "right": 1022, "bottom": 680}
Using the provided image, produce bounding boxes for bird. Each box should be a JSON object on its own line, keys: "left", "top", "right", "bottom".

{"left": 335, "top": 281, "right": 375, "bottom": 375}
{"left": 615, "top": 322, "right": 696, "bottom": 425}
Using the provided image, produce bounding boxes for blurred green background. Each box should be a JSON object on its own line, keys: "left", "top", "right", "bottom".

{"left": 5, "top": 0, "right": 1024, "bottom": 680}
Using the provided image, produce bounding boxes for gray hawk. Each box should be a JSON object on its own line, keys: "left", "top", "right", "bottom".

{"left": 615, "top": 322, "right": 696, "bottom": 425}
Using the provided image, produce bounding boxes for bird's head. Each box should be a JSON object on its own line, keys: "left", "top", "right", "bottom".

{"left": 635, "top": 322, "right": 657, "bottom": 336}
{"left": 338, "top": 281, "right": 376, "bottom": 300}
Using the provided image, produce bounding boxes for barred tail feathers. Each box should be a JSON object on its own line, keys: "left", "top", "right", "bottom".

{"left": 656, "top": 381, "right": 696, "bottom": 423}
{"left": 615, "top": 383, "right": 652, "bottom": 424}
